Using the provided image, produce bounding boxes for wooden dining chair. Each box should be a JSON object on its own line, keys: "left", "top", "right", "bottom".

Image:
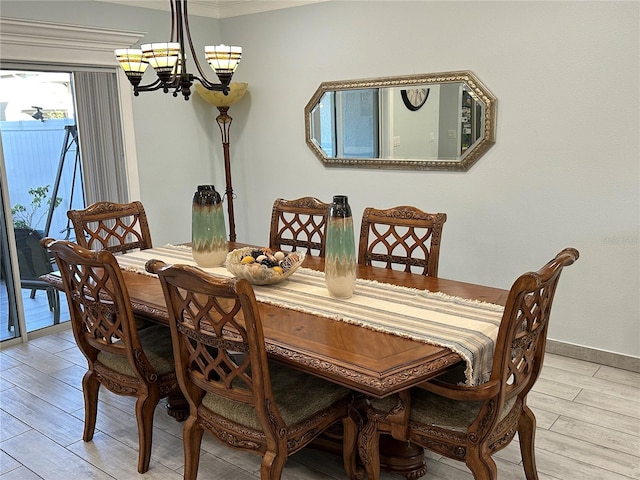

{"left": 146, "top": 259, "right": 360, "bottom": 480}
{"left": 358, "top": 247, "right": 579, "bottom": 480}
{"left": 358, "top": 206, "right": 447, "bottom": 277}
{"left": 269, "top": 196, "right": 330, "bottom": 256}
{"left": 41, "top": 238, "right": 178, "bottom": 474}
{"left": 67, "top": 200, "right": 152, "bottom": 254}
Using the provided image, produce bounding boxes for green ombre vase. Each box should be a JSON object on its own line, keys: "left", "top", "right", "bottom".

{"left": 192, "top": 185, "right": 227, "bottom": 267}
{"left": 325, "top": 195, "right": 356, "bottom": 298}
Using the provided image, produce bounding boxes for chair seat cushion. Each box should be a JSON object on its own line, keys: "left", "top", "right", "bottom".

{"left": 371, "top": 388, "right": 517, "bottom": 433}
{"left": 97, "top": 325, "right": 175, "bottom": 377}
{"left": 202, "top": 361, "right": 351, "bottom": 430}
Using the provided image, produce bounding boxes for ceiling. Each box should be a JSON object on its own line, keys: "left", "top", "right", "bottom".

{"left": 97, "top": 0, "right": 328, "bottom": 19}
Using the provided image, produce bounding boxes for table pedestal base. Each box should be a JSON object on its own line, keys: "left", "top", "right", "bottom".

{"left": 379, "top": 434, "right": 426, "bottom": 479}
{"left": 310, "top": 429, "right": 427, "bottom": 480}
{"left": 166, "top": 392, "right": 189, "bottom": 422}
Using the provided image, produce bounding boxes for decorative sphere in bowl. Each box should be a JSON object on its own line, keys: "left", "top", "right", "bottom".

{"left": 225, "top": 247, "right": 305, "bottom": 285}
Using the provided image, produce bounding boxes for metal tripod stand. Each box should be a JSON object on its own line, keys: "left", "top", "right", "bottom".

{"left": 43, "top": 124, "right": 84, "bottom": 238}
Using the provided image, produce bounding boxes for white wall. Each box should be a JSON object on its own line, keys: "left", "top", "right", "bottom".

{"left": 2, "top": 1, "right": 638, "bottom": 359}
{"left": 219, "top": 0, "right": 640, "bottom": 359}
{"left": 392, "top": 85, "right": 441, "bottom": 160}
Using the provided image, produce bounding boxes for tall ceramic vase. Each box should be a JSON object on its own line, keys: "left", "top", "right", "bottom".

{"left": 192, "top": 185, "right": 227, "bottom": 267}
{"left": 325, "top": 195, "right": 356, "bottom": 298}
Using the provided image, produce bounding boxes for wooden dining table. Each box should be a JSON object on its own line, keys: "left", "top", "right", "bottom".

{"left": 114, "top": 244, "right": 508, "bottom": 392}
{"left": 44, "top": 242, "right": 509, "bottom": 478}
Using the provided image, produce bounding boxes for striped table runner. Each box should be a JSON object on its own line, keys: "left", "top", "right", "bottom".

{"left": 116, "top": 245, "right": 504, "bottom": 386}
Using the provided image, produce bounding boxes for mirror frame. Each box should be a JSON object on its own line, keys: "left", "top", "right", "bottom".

{"left": 304, "top": 70, "right": 497, "bottom": 171}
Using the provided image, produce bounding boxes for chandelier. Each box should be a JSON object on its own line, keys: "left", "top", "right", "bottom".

{"left": 114, "top": 0, "right": 242, "bottom": 101}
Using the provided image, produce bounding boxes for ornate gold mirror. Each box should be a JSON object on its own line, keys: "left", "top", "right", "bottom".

{"left": 304, "top": 71, "right": 496, "bottom": 171}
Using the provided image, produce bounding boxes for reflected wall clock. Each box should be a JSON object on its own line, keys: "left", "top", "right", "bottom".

{"left": 401, "top": 88, "right": 430, "bottom": 111}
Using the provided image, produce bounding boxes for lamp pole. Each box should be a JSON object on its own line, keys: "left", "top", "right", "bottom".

{"left": 215, "top": 106, "right": 236, "bottom": 242}
{"left": 195, "top": 82, "right": 248, "bottom": 243}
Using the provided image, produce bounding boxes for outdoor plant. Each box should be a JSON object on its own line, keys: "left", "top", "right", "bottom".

{"left": 11, "top": 185, "right": 62, "bottom": 230}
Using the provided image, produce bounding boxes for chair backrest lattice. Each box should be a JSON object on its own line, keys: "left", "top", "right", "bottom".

{"left": 493, "top": 247, "right": 579, "bottom": 405}
{"left": 269, "top": 197, "right": 330, "bottom": 256}
{"left": 67, "top": 201, "right": 152, "bottom": 255}
{"left": 148, "top": 260, "right": 277, "bottom": 422}
{"left": 358, "top": 206, "right": 447, "bottom": 277}
{"left": 42, "top": 238, "right": 152, "bottom": 374}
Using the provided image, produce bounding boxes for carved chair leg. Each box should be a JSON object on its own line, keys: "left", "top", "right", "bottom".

{"left": 342, "top": 412, "right": 362, "bottom": 480}
{"left": 183, "top": 416, "right": 204, "bottom": 480}
{"left": 359, "top": 418, "right": 382, "bottom": 480}
{"left": 518, "top": 405, "right": 539, "bottom": 480}
{"left": 135, "top": 389, "right": 160, "bottom": 474}
{"left": 81, "top": 370, "right": 100, "bottom": 442}
{"left": 466, "top": 448, "right": 497, "bottom": 480}
{"left": 260, "top": 449, "right": 287, "bottom": 480}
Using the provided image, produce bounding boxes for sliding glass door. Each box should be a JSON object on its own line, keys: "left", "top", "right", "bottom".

{"left": 0, "top": 69, "right": 82, "bottom": 340}
{"left": 1, "top": 66, "right": 131, "bottom": 342}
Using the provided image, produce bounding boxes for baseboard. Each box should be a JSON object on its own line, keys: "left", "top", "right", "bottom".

{"left": 547, "top": 339, "right": 640, "bottom": 373}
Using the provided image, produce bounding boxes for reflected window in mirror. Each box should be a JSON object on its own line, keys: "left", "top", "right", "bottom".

{"left": 311, "top": 89, "right": 379, "bottom": 159}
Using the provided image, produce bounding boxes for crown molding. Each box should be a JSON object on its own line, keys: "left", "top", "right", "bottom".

{"left": 95, "top": 0, "right": 328, "bottom": 19}
{"left": 213, "top": 0, "right": 328, "bottom": 18}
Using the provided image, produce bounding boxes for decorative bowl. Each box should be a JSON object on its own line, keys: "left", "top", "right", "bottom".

{"left": 225, "top": 247, "right": 305, "bottom": 285}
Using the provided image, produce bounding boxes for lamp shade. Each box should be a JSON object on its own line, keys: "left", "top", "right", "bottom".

{"left": 205, "top": 44, "right": 242, "bottom": 83}
{"left": 141, "top": 42, "right": 180, "bottom": 78}
{"left": 114, "top": 49, "right": 149, "bottom": 74}
{"left": 114, "top": 49, "right": 149, "bottom": 86}
{"left": 196, "top": 82, "right": 248, "bottom": 107}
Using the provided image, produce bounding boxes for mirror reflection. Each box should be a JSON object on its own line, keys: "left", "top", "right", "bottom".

{"left": 304, "top": 71, "right": 496, "bottom": 171}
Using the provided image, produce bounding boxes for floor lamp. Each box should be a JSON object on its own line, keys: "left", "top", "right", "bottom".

{"left": 196, "top": 82, "right": 248, "bottom": 242}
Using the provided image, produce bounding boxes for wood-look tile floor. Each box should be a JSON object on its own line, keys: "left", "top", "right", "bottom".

{"left": 0, "top": 329, "right": 638, "bottom": 479}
